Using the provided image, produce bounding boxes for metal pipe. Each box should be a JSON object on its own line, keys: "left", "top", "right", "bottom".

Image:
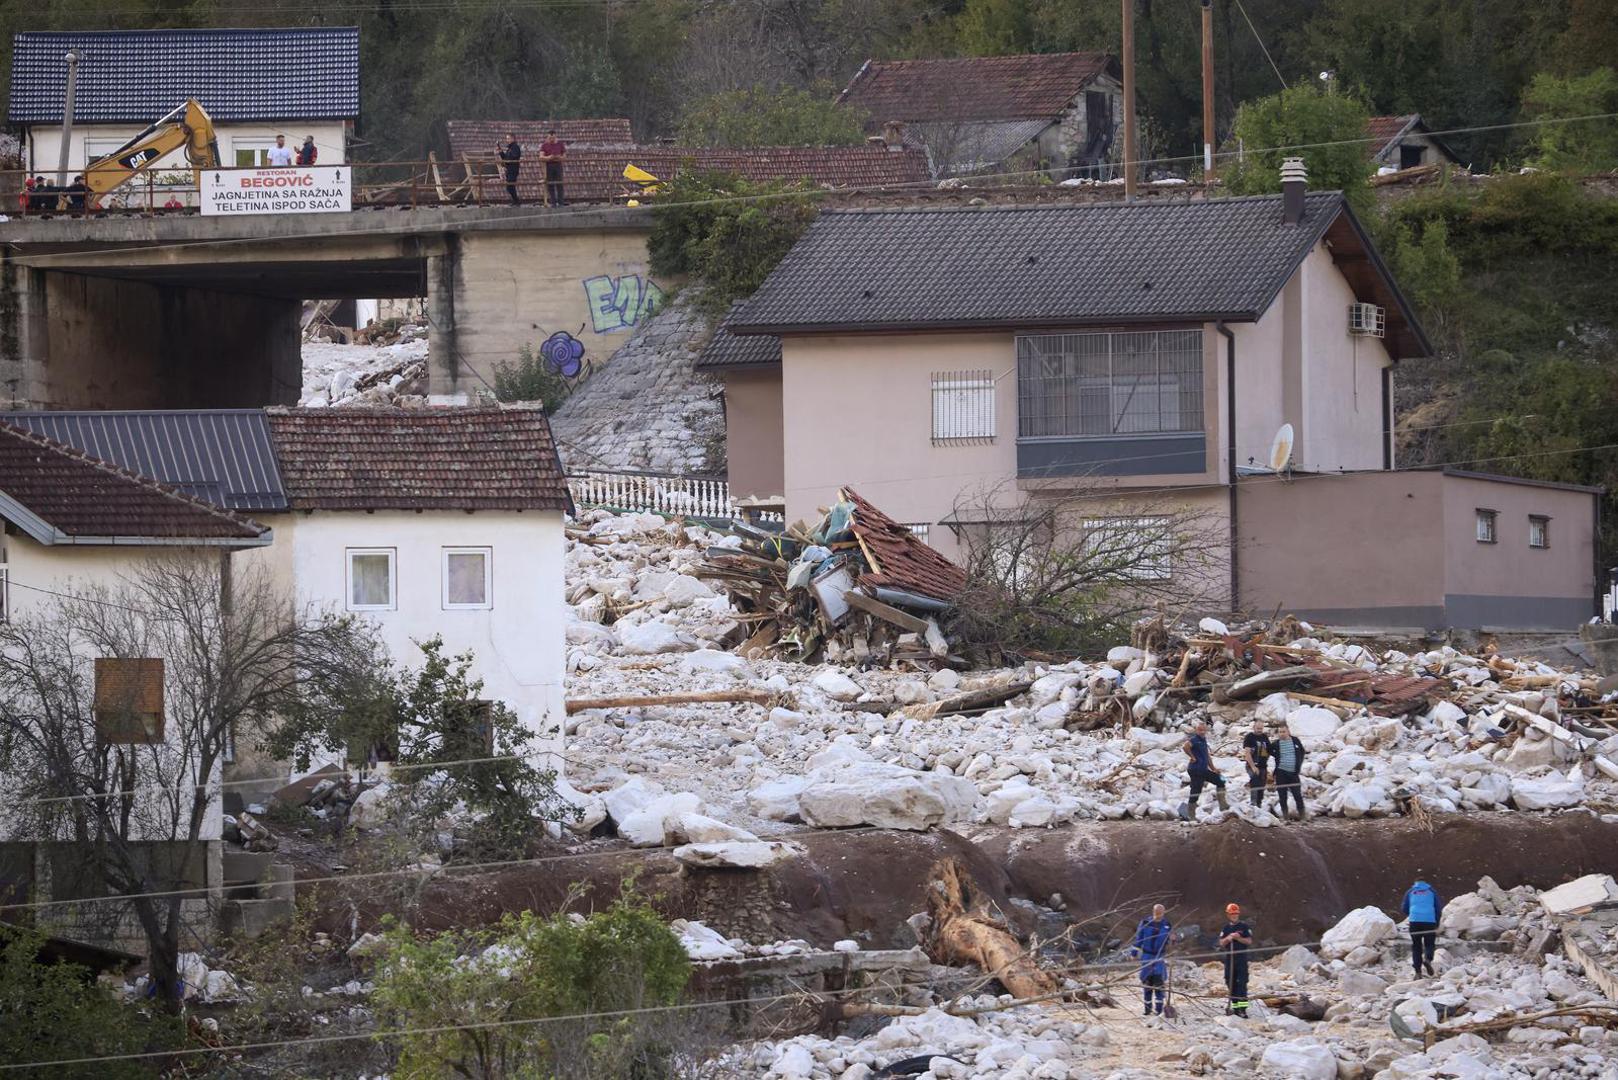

{"left": 1217, "top": 321, "right": 1239, "bottom": 612}
{"left": 55, "top": 49, "right": 80, "bottom": 188}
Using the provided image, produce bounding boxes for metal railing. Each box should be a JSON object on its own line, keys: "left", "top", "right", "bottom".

{"left": 569, "top": 470, "right": 737, "bottom": 519}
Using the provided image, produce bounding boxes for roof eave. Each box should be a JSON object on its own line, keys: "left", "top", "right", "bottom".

{"left": 49, "top": 532, "right": 273, "bottom": 548}
{"left": 727, "top": 311, "right": 1263, "bottom": 336}
{"left": 1330, "top": 200, "right": 1436, "bottom": 359}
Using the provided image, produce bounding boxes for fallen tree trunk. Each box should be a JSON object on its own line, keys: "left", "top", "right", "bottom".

{"left": 565, "top": 689, "right": 775, "bottom": 714}
{"left": 899, "top": 680, "right": 1034, "bottom": 721}
{"left": 924, "top": 858, "right": 1059, "bottom": 999}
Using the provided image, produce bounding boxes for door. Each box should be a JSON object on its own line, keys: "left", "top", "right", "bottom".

{"left": 1399, "top": 143, "right": 1425, "bottom": 170}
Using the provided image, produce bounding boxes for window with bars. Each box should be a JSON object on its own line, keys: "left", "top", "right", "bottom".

{"left": 1082, "top": 517, "right": 1174, "bottom": 580}
{"left": 1016, "top": 330, "right": 1204, "bottom": 439}
{"left": 931, "top": 370, "right": 996, "bottom": 443}
{"left": 1529, "top": 515, "right": 1549, "bottom": 549}
{"left": 905, "top": 523, "right": 931, "bottom": 545}
{"left": 1475, "top": 509, "right": 1497, "bottom": 544}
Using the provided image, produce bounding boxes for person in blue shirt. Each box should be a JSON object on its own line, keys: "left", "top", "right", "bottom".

{"left": 1131, "top": 903, "right": 1172, "bottom": 1016}
{"left": 1178, "top": 719, "right": 1228, "bottom": 820}
{"left": 1401, "top": 879, "right": 1444, "bottom": 977}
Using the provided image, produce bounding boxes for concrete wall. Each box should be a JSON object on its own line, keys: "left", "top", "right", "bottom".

{"left": 438, "top": 228, "right": 669, "bottom": 398}
{"left": 25, "top": 120, "right": 350, "bottom": 175}
{"left": 37, "top": 272, "right": 300, "bottom": 408}
{"left": 1298, "top": 243, "right": 1393, "bottom": 472}
{"left": 722, "top": 368, "right": 785, "bottom": 499}
{"left": 1440, "top": 475, "right": 1597, "bottom": 628}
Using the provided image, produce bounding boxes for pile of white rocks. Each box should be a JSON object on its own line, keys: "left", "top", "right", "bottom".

{"left": 298, "top": 332, "right": 429, "bottom": 409}
{"left": 561, "top": 511, "right": 1618, "bottom": 837}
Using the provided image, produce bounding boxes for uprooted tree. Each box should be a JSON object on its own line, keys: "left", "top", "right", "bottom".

{"left": 947, "top": 482, "right": 1224, "bottom": 662}
{"left": 0, "top": 555, "right": 387, "bottom": 1011}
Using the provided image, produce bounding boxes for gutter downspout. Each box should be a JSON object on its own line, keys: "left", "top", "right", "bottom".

{"left": 1217, "top": 321, "right": 1238, "bottom": 612}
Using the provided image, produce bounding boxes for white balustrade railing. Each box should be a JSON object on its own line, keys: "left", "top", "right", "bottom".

{"left": 568, "top": 470, "right": 762, "bottom": 520}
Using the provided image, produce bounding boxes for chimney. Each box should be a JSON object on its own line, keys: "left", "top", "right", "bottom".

{"left": 882, "top": 120, "right": 906, "bottom": 149}
{"left": 1280, "top": 156, "right": 1307, "bottom": 225}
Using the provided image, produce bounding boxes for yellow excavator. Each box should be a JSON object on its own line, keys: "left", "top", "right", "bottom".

{"left": 82, "top": 99, "right": 220, "bottom": 208}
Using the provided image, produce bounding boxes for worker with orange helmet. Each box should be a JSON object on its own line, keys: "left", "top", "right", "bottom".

{"left": 1218, "top": 902, "right": 1253, "bottom": 1017}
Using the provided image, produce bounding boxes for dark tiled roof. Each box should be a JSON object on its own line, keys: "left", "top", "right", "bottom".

{"left": 733, "top": 193, "right": 1341, "bottom": 331}
{"left": 843, "top": 488, "right": 967, "bottom": 602}
{"left": 0, "top": 410, "right": 287, "bottom": 511}
{"left": 0, "top": 421, "right": 268, "bottom": 543}
{"left": 838, "top": 53, "right": 1115, "bottom": 125}
{"left": 696, "top": 305, "right": 782, "bottom": 370}
{"left": 454, "top": 144, "right": 931, "bottom": 203}
{"left": 264, "top": 407, "right": 572, "bottom": 513}
{"left": 9, "top": 28, "right": 359, "bottom": 124}
{"left": 446, "top": 118, "right": 635, "bottom": 153}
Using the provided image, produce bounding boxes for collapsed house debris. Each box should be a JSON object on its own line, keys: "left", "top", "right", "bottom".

{"left": 695, "top": 487, "right": 966, "bottom": 666}
{"left": 299, "top": 321, "right": 430, "bottom": 409}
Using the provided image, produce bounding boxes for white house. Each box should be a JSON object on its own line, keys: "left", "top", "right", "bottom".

{"left": 9, "top": 27, "right": 359, "bottom": 177}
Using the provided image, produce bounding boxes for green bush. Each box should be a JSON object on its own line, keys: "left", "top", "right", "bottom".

{"left": 1224, "top": 85, "right": 1373, "bottom": 210}
{"left": 492, "top": 343, "right": 580, "bottom": 413}
{"left": 371, "top": 893, "right": 692, "bottom": 1079}
{"left": 1523, "top": 68, "right": 1618, "bottom": 173}
{"left": 677, "top": 85, "right": 867, "bottom": 148}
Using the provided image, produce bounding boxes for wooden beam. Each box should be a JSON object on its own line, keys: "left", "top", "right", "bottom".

{"left": 843, "top": 589, "right": 931, "bottom": 633}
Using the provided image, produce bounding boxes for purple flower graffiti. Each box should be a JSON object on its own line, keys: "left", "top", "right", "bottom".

{"left": 540, "top": 331, "right": 586, "bottom": 378}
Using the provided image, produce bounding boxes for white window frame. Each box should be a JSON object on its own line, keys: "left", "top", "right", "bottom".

{"left": 346, "top": 548, "right": 397, "bottom": 611}
{"left": 231, "top": 138, "right": 277, "bottom": 168}
{"left": 1475, "top": 509, "right": 1498, "bottom": 545}
{"left": 1528, "top": 515, "right": 1549, "bottom": 550}
{"left": 904, "top": 523, "right": 931, "bottom": 546}
{"left": 83, "top": 137, "right": 132, "bottom": 165}
{"left": 1083, "top": 516, "right": 1173, "bottom": 581}
{"left": 442, "top": 547, "right": 493, "bottom": 610}
{"left": 931, "top": 370, "right": 997, "bottom": 443}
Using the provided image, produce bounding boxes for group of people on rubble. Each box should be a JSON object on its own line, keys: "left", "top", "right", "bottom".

{"left": 1179, "top": 716, "right": 1308, "bottom": 822}
{"left": 1130, "top": 881, "right": 1446, "bottom": 1019}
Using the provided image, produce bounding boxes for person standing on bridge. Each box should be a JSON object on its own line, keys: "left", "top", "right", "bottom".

{"left": 1178, "top": 719, "right": 1228, "bottom": 820}
{"left": 540, "top": 128, "right": 567, "bottom": 207}
{"left": 1218, "top": 903, "right": 1253, "bottom": 1018}
{"left": 499, "top": 133, "right": 523, "bottom": 205}
{"left": 1401, "top": 879, "right": 1443, "bottom": 978}
{"left": 266, "top": 134, "right": 294, "bottom": 167}
{"left": 296, "top": 135, "right": 318, "bottom": 167}
{"left": 1131, "top": 903, "right": 1172, "bottom": 1017}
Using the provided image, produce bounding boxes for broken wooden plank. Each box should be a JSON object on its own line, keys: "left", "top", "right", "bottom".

{"left": 899, "top": 679, "right": 1033, "bottom": 720}
{"left": 566, "top": 689, "right": 774, "bottom": 714}
{"left": 842, "top": 589, "right": 931, "bottom": 634}
{"left": 1217, "top": 665, "right": 1317, "bottom": 702}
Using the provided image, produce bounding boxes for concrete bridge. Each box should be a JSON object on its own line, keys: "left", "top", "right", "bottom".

{"left": 0, "top": 205, "right": 661, "bottom": 408}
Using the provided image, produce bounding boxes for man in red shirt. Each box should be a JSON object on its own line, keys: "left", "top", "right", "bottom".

{"left": 539, "top": 129, "right": 567, "bottom": 207}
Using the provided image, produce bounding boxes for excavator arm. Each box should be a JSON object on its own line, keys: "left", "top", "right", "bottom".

{"left": 83, "top": 99, "right": 221, "bottom": 206}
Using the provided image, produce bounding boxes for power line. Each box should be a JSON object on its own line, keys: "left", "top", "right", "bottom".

{"left": 1230, "top": 0, "right": 1288, "bottom": 90}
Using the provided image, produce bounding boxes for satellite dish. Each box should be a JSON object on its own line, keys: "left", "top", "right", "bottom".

{"left": 1268, "top": 423, "right": 1295, "bottom": 472}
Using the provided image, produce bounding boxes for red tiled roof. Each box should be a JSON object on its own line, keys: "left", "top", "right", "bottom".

{"left": 446, "top": 118, "right": 635, "bottom": 153}
{"left": 448, "top": 144, "right": 932, "bottom": 203}
{"left": 838, "top": 52, "right": 1116, "bottom": 125}
{"left": 1365, "top": 115, "right": 1417, "bottom": 158}
{"left": 0, "top": 420, "right": 268, "bottom": 542}
{"left": 842, "top": 487, "right": 967, "bottom": 602}
{"left": 264, "top": 406, "right": 572, "bottom": 513}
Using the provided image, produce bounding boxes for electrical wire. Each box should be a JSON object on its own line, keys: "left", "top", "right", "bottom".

{"left": 1230, "top": 0, "right": 1288, "bottom": 90}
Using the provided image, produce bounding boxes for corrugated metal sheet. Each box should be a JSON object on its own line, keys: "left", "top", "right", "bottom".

{"left": 0, "top": 410, "right": 288, "bottom": 511}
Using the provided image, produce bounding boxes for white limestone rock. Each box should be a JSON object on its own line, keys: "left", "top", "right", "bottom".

{"left": 673, "top": 812, "right": 758, "bottom": 844}
{"left": 1287, "top": 706, "right": 1343, "bottom": 740}
{"left": 798, "top": 762, "right": 979, "bottom": 830}
{"left": 812, "top": 669, "right": 865, "bottom": 702}
{"left": 678, "top": 648, "right": 748, "bottom": 675}
{"left": 674, "top": 841, "right": 796, "bottom": 869}
{"left": 671, "top": 919, "right": 742, "bottom": 960}
{"left": 617, "top": 619, "right": 698, "bottom": 655}
{"left": 1260, "top": 1040, "right": 1338, "bottom": 1080}
{"left": 748, "top": 776, "right": 811, "bottom": 822}
{"left": 1320, "top": 906, "right": 1396, "bottom": 959}
{"left": 1510, "top": 773, "right": 1583, "bottom": 811}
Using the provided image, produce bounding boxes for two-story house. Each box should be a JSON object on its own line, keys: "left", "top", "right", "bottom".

{"left": 706, "top": 169, "right": 1601, "bottom": 630}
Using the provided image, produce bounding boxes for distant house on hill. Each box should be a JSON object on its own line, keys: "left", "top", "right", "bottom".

{"left": 1366, "top": 114, "right": 1462, "bottom": 171}
{"left": 8, "top": 27, "right": 359, "bottom": 174}
{"left": 445, "top": 117, "right": 636, "bottom": 154}
{"left": 835, "top": 52, "right": 1124, "bottom": 177}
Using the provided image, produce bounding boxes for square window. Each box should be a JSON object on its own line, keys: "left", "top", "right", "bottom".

{"left": 1475, "top": 510, "right": 1497, "bottom": 544}
{"left": 94, "top": 658, "right": 164, "bottom": 744}
{"left": 347, "top": 549, "right": 396, "bottom": 610}
{"left": 443, "top": 548, "right": 492, "bottom": 609}
{"left": 1083, "top": 517, "right": 1173, "bottom": 581}
{"left": 1529, "top": 516, "right": 1549, "bottom": 549}
{"left": 931, "top": 370, "right": 996, "bottom": 443}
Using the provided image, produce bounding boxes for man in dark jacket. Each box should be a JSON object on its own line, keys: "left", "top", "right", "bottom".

{"left": 1131, "top": 903, "right": 1172, "bottom": 1016}
{"left": 1178, "top": 719, "right": 1228, "bottom": 820}
{"left": 1402, "top": 879, "right": 1443, "bottom": 977}
{"left": 1219, "top": 903, "right": 1253, "bottom": 1017}
{"left": 1241, "top": 717, "right": 1272, "bottom": 808}
{"left": 498, "top": 133, "right": 522, "bottom": 205}
{"left": 296, "top": 135, "right": 318, "bottom": 166}
{"left": 1271, "top": 719, "right": 1308, "bottom": 820}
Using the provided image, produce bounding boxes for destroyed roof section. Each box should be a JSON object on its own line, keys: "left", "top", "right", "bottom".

{"left": 9, "top": 27, "right": 359, "bottom": 123}
{"left": 0, "top": 420, "right": 269, "bottom": 544}
{"left": 695, "top": 304, "right": 783, "bottom": 370}
{"left": 264, "top": 406, "right": 573, "bottom": 513}
{"left": 837, "top": 52, "right": 1116, "bottom": 124}
{"left": 446, "top": 118, "right": 635, "bottom": 151}
{"left": 450, "top": 144, "right": 931, "bottom": 202}
{"left": 0, "top": 409, "right": 288, "bottom": 512}
{"left": 842, "top": 487, "right": 967, "bottom": 602}
{"left": 1365, "top": 115, "right": 1418, "bottom": 159}
{"left": 730, "top": 195, "right": 1432, "bottom": 359}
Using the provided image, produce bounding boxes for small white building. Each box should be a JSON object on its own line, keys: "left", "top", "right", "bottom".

{"left": 9, "top": 27, "right": 359, "bottom": 177}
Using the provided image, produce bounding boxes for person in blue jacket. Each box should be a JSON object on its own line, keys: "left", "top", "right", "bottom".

{"left": 1401, "top": 879, "right": 1444, "bottom": 977}
{"left": 1131, "top": 903, "right": 1173, "bottom": 1016}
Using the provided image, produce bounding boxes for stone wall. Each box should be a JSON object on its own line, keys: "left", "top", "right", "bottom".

{"left": 549, "top": 294, "right": 726, "bottom": 476}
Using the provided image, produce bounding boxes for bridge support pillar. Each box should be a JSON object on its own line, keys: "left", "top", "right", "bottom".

{"left": 0, "top": 255, "right": 50, "bottom": 407}
{"left": 426, "top": 243, "right": 462, "bottom": 400}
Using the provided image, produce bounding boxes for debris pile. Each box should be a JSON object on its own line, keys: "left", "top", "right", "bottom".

{"left": 299, "top": 330, "right": 429, "bottom": 409}
{"left": 695, "top": 488, "right": 965, "bottom": 666}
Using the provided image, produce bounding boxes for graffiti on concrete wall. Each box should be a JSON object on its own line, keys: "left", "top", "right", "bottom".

{"left": 540, "top": 329, "right": 588, "bottom": 378}
{"left": 582, "top": 273, "right": 666, "bottom": 334}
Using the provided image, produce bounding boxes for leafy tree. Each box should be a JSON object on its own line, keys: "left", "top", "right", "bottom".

{"left": 677, "top": 85, "right": 867, "bottom": 147}
{"left": 1522, "top": 68, "right": 1618, "bottom": 173}
{"left": 0, "top": 927, "right": 182, "bottom": 1078}
{"left": 648, "top": 170, "right": 820, "bottom": 317}
{"left": 1223, "top": 84, "right": 1372, "bottom": 206}
{"left": 371, "top": 892, "right": 693, "bottom": 1079}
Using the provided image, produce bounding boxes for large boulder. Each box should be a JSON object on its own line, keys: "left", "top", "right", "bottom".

{"left": 747, "top": 776, "right": 812, "bottom": 822}
{"left": 811, "top": 669, "right": 865, "bottom": 702}
{"left": 798, "top": 762, "right": 979, "bottom": 830}
{"left": 618, "top": 792, "right": 703, "bottom": 846}
{"left": 1320, "top": 906, "right": 1396, "bottom": 959}
{"left": 1287, "top": 706, "right": 1343, "bottom": 740}
{"left": 1510, "top": 774, "right": 1583, "bottom": 811}
{"left": 673, "top": 841, "right": 797, "bottom": 870}
{"left": 617, "top": 619, "right": 697, "bottom": 655}
{"left": 1260, "top": 1040, "right": 1338, "bottom": 1080}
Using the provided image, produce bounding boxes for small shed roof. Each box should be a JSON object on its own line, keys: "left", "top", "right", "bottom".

{"left": 446, "top": 118, "right": 635, "bottom": 153}
{"left": 837, "top": 52, "right": 1116, "bottom": 125}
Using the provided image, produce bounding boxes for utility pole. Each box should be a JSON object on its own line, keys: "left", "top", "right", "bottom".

{"left": 56, "top": 49, "right": 80, "bottom": 188}
{"left": 1122, "top": 0, "right": 1137, "bottom": 199}
{"left": 1201, "top": 0, "right": 1215, "bottom": 183}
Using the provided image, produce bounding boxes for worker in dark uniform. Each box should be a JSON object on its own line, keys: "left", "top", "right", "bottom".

{"left": 1178, "top": 719, "right": 1228, "bottom": 820}
{"left": 1219, "top": 902, "right": 1253, "bottom": 1017}
{"left": 1241, "top": 717, "right": 1272, "bottom": 808}
{"left": 1131, "top": 903, "right": 1172, "bottom": 1016}
{"left": 498, "top": 133, "right": 522, "bottom": 205}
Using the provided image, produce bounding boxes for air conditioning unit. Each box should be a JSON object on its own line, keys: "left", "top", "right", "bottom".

{"left": 1348, "top": 302, "right": 1386, "bottom": 338}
